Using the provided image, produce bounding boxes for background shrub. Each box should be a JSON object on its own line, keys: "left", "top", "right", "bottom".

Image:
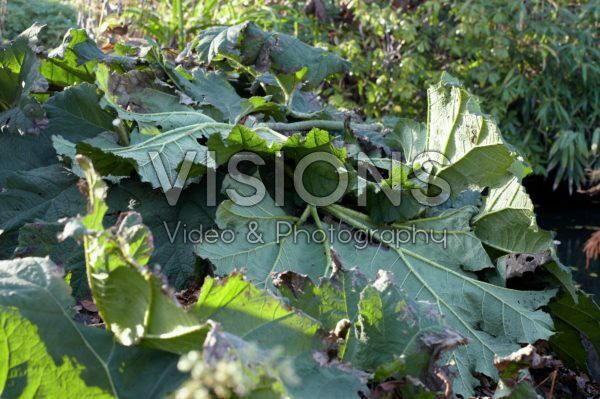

{"left": 1, "top": 0, "right": 77, "bottom": 45}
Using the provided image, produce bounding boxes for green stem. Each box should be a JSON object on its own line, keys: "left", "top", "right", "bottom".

{"left": 113, "top": 119, "right": 130, "bottom": 146}
{"left": 322, "top": 204, "right": 375, "bottom": 237}
{"left": 225, "top": 56, "right": 257, "bottom": 78}
{"left": 296, "top": 205, "right": 312, "bottom": 227}
{"left": 260, "top": 120, "right": 384, "bottom": 133}
{"left": 285, "top": 109, "right": 325, "bottom": 120}
{"left": 310, "top": 205, "right": 334, "bottom": 276}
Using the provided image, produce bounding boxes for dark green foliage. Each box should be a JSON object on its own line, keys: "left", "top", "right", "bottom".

{"left": 2, "top": 0, "right": 77, "bottom": 46}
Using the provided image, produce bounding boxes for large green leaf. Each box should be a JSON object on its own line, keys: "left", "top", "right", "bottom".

{"left": 40, "top": 29, "right": 97, "bottom": 87}
{"left": 49, "top": 66, "right": 222, "bottom": 183}
{"left": 196, "top": 179, "right": 328, "bottom": 285}
{"left": 0, "top": 128, "right": 57, "bottom": 185}
{"left": 387, "top": 74, "right": 515, "bottom": 193}
{"left": 44, "top": 82, "right": 118, "bottom": 178}
{"left": 200, "top": 184, "right": 491, "bottom": 283}
{"left": 388, "top": 75, "right": 553, "bottom": 256}
{"left": 167, "top": 68, "right": 244, "bottom": 123}
{"left": 44, "top": 82, "right": 116, "bottom": 140}
{"left": 77, "top": 122, "right": 230, "bottom": 188}
{"left": 196, "top": 22, "right": 349, "bottom": 90}
{"left": 0, "top": 257, "right": 186, "bottom": 398}
{"left": 193, "top": 273, "right": 321, "bottom": 353}
{"left": 207, "top": 124, "right": 287, "bottom": 165}
{"left": 472, "top": 175, "right": 553, "bottom": 254}
{"left": 95, "top": 64, "right": 215, "bottom": 134}
{"left": 323, "top": 204, "right": 556, "bottom": 397}
{"left": 0, "top": 164, "right": 86, "bottom": 258}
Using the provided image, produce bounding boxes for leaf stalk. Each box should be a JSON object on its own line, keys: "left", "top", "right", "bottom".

{"left": 260, "top": 120, "right": 384, "bottom": 133}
